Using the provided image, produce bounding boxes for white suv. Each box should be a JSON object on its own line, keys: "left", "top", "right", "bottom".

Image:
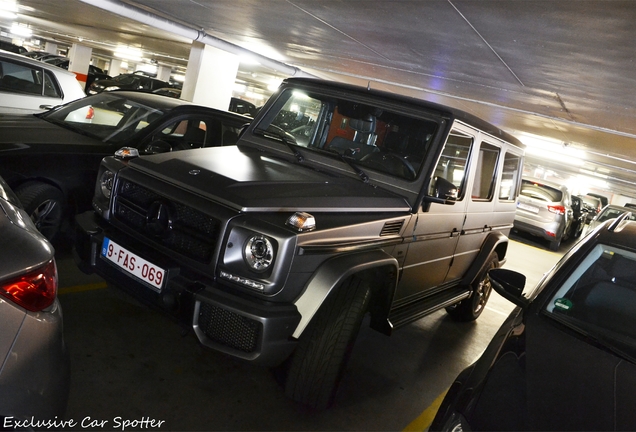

{"left": 0, "top": 49, "right": 85, "bottom": 114}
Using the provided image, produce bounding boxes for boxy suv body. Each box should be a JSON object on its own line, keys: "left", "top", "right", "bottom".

{"left": 514, "top": 178, "right": 573, "bottom": 251}
{"left": 74, "top": 78, "right": 524, "bottom": 410}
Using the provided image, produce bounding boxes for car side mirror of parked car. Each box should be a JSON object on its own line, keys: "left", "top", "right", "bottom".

{"left": 423, "top": 177, "right": 458, "bottom": 205}
{"left": 489, "top": 268, "right": 530, "bottom": 309}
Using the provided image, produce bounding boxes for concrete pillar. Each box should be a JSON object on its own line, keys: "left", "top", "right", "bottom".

{"left": 68, "top": 43, "right": 92, "bottom": 90}
{"left": 181, "top": 41, "right": 239, "bottom": 110}
{"left": 44, "top": 41, "right": 57, "bottom": 54}
{"left": 109, "top": 58, "right": 123, "bottom": 77}
{"left": 156, "top": 65, "right": 171, "bottom": 83}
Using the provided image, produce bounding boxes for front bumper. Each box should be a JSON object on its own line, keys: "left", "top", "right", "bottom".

{"left": 73, "top": 211, "right": 301, "bottom": 366}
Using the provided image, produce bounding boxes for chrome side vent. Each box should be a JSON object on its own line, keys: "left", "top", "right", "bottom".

{"left": 380, "top": 220, "right": 404, "bottom": 236}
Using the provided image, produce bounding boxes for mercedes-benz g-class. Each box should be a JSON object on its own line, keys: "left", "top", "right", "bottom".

{"left": 74, "top": 78, "right": 524, "bottom": 410}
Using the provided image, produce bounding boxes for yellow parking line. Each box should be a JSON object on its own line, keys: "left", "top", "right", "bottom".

{"left": 58, "top": 282, "right": 107, "bottom": 295}
{"left": 402, "top": 389, "right": 448, "bottom": 431}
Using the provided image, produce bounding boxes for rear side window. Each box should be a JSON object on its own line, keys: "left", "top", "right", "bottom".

{"left": 499, "top": 152, "right": 523, "bottom": 201}
{"left": 471, "top": 142, "right": 500, "bottom": 201}
{"left": 520, "top": 180, "right": 562, "bottom": 202}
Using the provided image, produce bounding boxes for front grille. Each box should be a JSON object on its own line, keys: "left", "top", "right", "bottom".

{"left": 198, "top": 302, "right": 261, "bottom": 353}
{"left": 113, "top": 179, "right": 219, "bottom": 263}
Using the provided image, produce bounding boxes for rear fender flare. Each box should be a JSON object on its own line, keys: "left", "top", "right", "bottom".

{"left": 461, "top": 231, "right": 509, "bottom": 286}
{"left": 292, "top": 249, "right": 399, "bottom": 338}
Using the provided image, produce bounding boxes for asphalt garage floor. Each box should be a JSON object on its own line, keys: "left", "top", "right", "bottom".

{"left": 53, "top": 232, "right": 565, "bottom": 431}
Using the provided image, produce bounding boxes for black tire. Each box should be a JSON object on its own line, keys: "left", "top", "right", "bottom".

{"left": 549, "top": 237, "right": 561, "bottom": 251}
{"left": 446, "top": 253, "right": 498, "bottom": 322}
{"left": 284, "top": 276, "right": 371, "bottom": 411}
{"left": 15, "top": 182, "right": 65, "bottom": 241}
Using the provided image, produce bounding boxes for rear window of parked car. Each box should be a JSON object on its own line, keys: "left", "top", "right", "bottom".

{"left": 520, "top": 180, "right": 562, "bottom": 202}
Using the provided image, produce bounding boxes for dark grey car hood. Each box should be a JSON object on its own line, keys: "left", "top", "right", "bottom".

{"left": 0, "top": 114, "right": 103, "bottom": 148}
{"left": 128, "top": 146, "right": 411, "bottom": 212}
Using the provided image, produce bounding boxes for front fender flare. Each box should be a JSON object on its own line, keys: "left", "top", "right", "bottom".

{"left": 292, "top": 249, "right": 399, "bottom": 338}
{"left": 461, "top": 231, "right": 509, "bottom": 286}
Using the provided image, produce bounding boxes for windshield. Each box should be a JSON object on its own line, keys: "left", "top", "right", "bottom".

{"left": 545, "top": 244, "right": 636, "bottom": 358}
{"left": 40, "top": 93, "right": 167, "bottom": 143}
{"left": 254, "top": 88, "right": 439, "bottom": 180}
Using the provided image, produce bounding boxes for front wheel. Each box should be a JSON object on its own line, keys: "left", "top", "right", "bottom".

{"left": 446, "top": 252, "right": 499, "bottom": 322}
{"left": 284, "top": 276, "right": 371, "bottom": 411}
{"left": 15, "top": 182, "right": 65, "bottom": 242}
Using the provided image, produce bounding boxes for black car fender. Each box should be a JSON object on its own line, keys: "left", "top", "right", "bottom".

{"left": 291, "top": 249, "right": 399, "bottom": 339}
{"left": 460, "top": 231, "right": 509, "bottom": 287}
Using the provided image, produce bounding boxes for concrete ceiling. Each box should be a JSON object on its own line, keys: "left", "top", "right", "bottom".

{"left": 4, "top": 0, "right": 636, "bottom": 199}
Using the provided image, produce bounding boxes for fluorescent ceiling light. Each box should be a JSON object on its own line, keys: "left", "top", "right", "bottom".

{"left": 10, "top": 22, "right": 31, "bottom": 37}
{"left": 114, "top": 46, "right": 143, "bottom": 62}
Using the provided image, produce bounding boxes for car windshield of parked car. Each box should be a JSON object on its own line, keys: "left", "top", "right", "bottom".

{"left": 253, "top": 88, "right": 439, "bottom": 180}
{"left": 41, "top": 93, "right": 165, "bottom": 143}
{"left": 545, "top": 243, "right": 636, "bottom": 358}
{"left": 520, "top": 180, "right": 562, "bottom": 202}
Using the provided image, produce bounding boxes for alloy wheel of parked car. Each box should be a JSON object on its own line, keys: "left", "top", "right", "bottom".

{"left": 446, "top": 253, "right": 498, "bottom": 321}
{"left": 15, "top": 182, "right": 65, "bottom": 241}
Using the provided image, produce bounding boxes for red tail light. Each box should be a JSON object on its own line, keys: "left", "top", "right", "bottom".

{"left": 86, "top": 106, "right": 95, "bottom": 120}
{"left": 547, "top": 205, "right": 566, "bottom": 215}
{"left": 1, "top": 259, "right": 58, "bottom": 312}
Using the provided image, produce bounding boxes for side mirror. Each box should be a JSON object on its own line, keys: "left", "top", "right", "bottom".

{"left": 488, "top": 268, "right": 530, "bottom": 309}
{"left": 423, "top": 177, "right": 458, "bottom": 205}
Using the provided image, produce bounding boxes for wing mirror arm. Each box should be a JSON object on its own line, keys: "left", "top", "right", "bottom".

{"left": 489, "top": 268, "right": 530, "bottom": 309}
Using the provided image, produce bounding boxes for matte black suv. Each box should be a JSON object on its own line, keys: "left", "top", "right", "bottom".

{"left": 74, "top": 78, "right": 525, "bottom": 410}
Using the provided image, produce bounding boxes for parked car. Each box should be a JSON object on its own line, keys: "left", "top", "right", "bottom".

{"left": 588, "top": 204, "right": 636, "bottom": 231}
{"left": 0, "top": 49, "right": 85, "bottom": 114}
{"left": 74, "top": 77, "right": 525, "bottom": 410}
{"left": 42, "top": 56, "right": 111, "bottom": 92}
{"left": 587, "top": 192, "right": 609, "bottom": 208}
{"left": 513, "top": 178, "right": 574, "bottom": 251}
{"left": 0, "top": 91, "right": 250, "bottom": 242}
{"left": 431, "top": 213, "right": 636, "bottom": 431}
{"left": 87, "top": 71, "right": 170, "bottom": 95}
{"left": 152, "top": 87, "right": 181, "bottom": 98}
{"left": 0, "top": 174, "right": 69, "bottom": 422}
{"left": 229, "top": 97, "right": 257, "bottom": 117}
{"left": 624, "top": 202, "right": 636, "bottom": 209}
{"left": 0, "top": 40, "right": 27, "bottom": 55}
{"left": 579, "top": 194, "right": 603, "bottom": 223}
{"left": 567, "top": 194, "right": 586, "bottom": 239}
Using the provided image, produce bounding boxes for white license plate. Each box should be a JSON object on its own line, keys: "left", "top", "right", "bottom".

{"left": 517, "top": 202, "right": 539, "bottom": 214}
{"left": 101, "top": 237, "right": 166, "bottom": 291}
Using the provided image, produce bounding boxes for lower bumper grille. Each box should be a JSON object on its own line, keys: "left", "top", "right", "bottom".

{"left": 198, "top": 302, "right": 261, "bottom": 353}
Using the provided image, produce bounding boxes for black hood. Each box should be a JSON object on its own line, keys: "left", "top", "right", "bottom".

{"left": 0, "top": 114, "right": 104, "bottom": 151}
{"left": 128, "top": 146, "right": 411, "bottom": 212}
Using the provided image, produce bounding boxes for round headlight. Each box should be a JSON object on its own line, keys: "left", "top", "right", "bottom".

{"left": 100, "top": 170, "right": 114, "bottom": 198}
{"left": 244, "top": 235, "right": 274, "bottom": 272}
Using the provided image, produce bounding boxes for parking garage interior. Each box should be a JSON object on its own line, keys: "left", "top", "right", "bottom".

{"left": 3, "top": 1, "right": 636, "bottom": 430}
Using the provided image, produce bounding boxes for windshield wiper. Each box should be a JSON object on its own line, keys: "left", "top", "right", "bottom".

{"left": 254, "top": 127, "right": 304, "bottom": 162}
{"left": 325, "top": 149, "right": 369, "bottom": 183}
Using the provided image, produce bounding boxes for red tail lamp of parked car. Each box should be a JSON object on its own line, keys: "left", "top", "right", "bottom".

{"left": 1, "top": 259, "right": 58, "bottom": 311}
{"left": 547, "top": 205, "right": 566, "bottom": 215}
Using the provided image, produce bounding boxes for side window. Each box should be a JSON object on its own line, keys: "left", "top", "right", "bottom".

{"left": 472, "top": 142, "right": 500, "bottom": 201}
{"left": 498, "top": 151, "right": 522, "bottom": 201}
{"left": 0, "top": 59, "right": 43, "bottom": 95}
{"left": 43, "top": 70, "right": 61, "bottom": 98}
{"left": 430, "top": 129, "right": 473, "bottom": 199}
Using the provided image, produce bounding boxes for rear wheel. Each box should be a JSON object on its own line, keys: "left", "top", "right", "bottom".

{"left": 15, "top": 182, "right": 65, "bottom": 242}
{"left": 446, "top": 253, "right": 498, "bottom": 321}
{"left": 284, "top": 276, "right": 371, "bottom": 411}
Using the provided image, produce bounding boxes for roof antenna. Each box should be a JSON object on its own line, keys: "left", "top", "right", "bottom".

{"left": 367, "top": 81, "right": 371, "bottom": 91}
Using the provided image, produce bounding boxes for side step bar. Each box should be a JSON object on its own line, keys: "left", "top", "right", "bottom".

{"left": 387, "top": 286, "right": 470, "bottom": 331}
